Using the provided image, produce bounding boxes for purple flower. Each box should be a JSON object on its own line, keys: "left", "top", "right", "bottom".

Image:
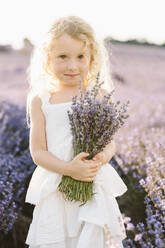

{"left": 58, "top": 74, "right": 129, "bottom": 205}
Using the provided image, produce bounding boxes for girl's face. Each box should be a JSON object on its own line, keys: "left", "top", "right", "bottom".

{"left": 49, "top": 33, "right": 91, "bottom": 88}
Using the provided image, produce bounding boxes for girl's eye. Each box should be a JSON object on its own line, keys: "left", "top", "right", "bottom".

{"left": 59, "top": 55, "right": 84, "bottom": 59}
{"left": 59, "top": 55, "right": 66, "bottom": 59}
{"left": 78, "top": 55, "right": 84, "bottom": 59}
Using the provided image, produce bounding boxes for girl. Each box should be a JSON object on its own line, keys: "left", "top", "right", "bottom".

{"left": 25, "top": 15, "right": 128, "bottom": 248}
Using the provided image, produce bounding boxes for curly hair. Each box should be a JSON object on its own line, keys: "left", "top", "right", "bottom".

{"left": 25, "top": 15, "right": 114, "bottom": 128}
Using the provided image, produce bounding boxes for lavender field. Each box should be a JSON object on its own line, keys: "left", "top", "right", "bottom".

{"left": 0, "top": 42, "right": 165, "bottom": 247}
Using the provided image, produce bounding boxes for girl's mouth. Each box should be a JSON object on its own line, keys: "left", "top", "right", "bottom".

{"left": 64, "top": 74, "right": 80, "bottom": 77}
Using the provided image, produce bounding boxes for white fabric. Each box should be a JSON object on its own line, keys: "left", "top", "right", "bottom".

{"left": 25, "top": 90, "right": 128, "bottom": 248}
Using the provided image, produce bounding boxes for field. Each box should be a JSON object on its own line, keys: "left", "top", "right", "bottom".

{"left": 0, "top": 42, "right": 165, "bottom": 247}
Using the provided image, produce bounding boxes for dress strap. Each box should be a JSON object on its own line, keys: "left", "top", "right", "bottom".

{"left": 38, "top": 90, "right": 51, "bottom": 107}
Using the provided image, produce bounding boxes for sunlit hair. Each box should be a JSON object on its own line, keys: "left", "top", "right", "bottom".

{"left": 26, "top": 15, "right": 114, "bottom": 128}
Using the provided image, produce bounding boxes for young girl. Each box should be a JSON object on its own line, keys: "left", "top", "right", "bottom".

{"left": 25, "top": 15, "right": 128, "bottom": 248}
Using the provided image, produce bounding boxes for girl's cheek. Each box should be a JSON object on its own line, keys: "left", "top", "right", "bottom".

{"left": 54, "top": 61, "right": 66, "bottom": 70}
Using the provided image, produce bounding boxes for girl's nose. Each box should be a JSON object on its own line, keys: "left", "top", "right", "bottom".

{"left": 67, "top": 59, "right": 77, "bottom": 70}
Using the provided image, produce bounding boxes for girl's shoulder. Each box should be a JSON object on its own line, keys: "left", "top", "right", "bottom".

{"left": 30, "top": 94, "right": 43, "bottom": 113}
{"left": 30, "top": 95, "right": 43, "bottom": 125}
{"left": 30, "top": 91, "right": 50, "bottom": 113}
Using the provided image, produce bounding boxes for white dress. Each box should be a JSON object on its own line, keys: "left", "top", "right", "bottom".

{"left": 25, "top": 90, "right": 128, "bottom": 248}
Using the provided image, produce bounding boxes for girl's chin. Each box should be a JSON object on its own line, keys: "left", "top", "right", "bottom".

{"left": 61, "top": 80, "right": 80, "bottom": 86}
{"left": 63, "top": 77, "right": 80, "bottom": 83}
{"left": 64, "top": 76, "right": 80, "bottom": 81}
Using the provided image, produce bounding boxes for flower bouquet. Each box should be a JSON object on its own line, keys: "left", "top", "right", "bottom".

{"left": 58, "top": 73, "right": 129, "bottom": 206}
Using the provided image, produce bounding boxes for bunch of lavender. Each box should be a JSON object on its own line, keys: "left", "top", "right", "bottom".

{"left": 58, "top": 73, "right": 129, "bottom": 206}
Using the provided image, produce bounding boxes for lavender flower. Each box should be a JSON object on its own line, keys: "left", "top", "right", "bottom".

{"left": 58, "top": 73, "right": 129, "bottom": 206}
{"left": 117, "top": 120, "right": 165, "bottom": 246}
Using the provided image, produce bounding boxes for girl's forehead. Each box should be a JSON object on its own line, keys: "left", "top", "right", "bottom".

{"left": 51, "top": 34, "right": 90, "bottom": 54}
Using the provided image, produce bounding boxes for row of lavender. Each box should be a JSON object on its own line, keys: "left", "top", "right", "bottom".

{"left": 117, "top": 101, "right": 165, "bottom": 247}
{"left": 0, "top": 99, "right": 164, "bottom": 247}
{"left": 0, "top": 101, "right": 35, "bottom": 247}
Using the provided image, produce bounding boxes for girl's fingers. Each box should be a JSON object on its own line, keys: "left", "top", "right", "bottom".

{"left": 91, "top": 163, "right": 101, "bottom": 169}
{"left": 90, "top": 172, "right": 97, "bottom": 176}
{"left": 85, "top": 177, "right": 94, "bottom": 182}
{"left": 90, "top": 168, "right": 98, "bottom": 173}
{"left": 90, "top": 165, "right": 102, "bottom": 174}
{"left": 86, "top": 160, "right": 100, "bottom": 166}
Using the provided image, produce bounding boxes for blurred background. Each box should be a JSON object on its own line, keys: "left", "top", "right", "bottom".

{"left": 0, "top": 0, "right": 165, "bottom": 129}
{"left": 0, "top": 0, "right": 165, "bottom": 247}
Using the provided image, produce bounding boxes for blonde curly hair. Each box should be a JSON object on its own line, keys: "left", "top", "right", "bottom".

{"left": 26, "top": 15, "right": 114, "bottom": 128}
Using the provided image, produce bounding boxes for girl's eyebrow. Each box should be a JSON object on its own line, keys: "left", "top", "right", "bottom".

{"left": 56, "top": 51, "right": 88, "bottom": 56}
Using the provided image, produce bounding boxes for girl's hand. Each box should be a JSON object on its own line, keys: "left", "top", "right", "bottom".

{"left": 92, "top": 150, "right": 109, "bottom": 165}
{"left": 67, "top": 152, "right": 102, "bottom": 182}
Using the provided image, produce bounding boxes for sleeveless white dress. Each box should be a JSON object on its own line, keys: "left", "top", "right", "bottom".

{"left": 25, "top": 90, "right": 128, "bottom": 248}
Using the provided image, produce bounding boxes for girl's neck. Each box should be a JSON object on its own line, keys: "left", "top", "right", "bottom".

{"left": 50, "top": 81, "right": 86, "bottom": 95}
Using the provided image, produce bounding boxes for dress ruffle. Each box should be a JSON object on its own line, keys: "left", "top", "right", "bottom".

{"left": 25, "top": 163, "right": 127, "bottom": 247}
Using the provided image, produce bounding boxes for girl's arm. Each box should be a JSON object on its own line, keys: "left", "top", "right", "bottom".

{"left": 32, "top": 150, "right": 70, "bottom": 175}
{"left": 103, "top": 138, "right": 116, "bottom": 161}
{"left": 29, "top": 95, "right": 70, "bottom": 176}
{"left": 92, "top": 138, "right": 116, "bottom": 164}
